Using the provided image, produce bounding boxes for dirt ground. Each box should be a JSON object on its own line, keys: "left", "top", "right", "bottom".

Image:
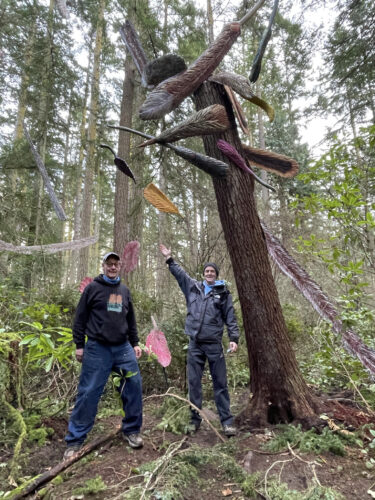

{"left": 2, "top": 396, "right": 375, "bottom": 499}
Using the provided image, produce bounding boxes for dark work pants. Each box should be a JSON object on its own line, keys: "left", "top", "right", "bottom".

{"left": 187, "top": 340, "right": 233, "bottom": 427}
{"left": 65, "top": 339, "right": 142, "bottom": 446}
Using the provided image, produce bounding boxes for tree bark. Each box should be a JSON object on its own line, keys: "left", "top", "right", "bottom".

{"left": 194, "top": 81, "right": 321, "bottom": 428}
{"left": 78, "top": 0, "right": 105, "bottom": 280}
{"left": 114, "top": 53, "right": 135, "bottom": 264}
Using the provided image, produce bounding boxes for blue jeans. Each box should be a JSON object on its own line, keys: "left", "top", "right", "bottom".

{"left": 187, "top": 340, "right": 233, "bottom": 427}
{"left": 65, "top": 339, "right": 143, "bottom": 446}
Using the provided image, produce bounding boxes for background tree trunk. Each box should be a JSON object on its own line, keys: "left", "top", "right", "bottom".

{"left": 194, "top": 81, "right": 321, "bottom": 428}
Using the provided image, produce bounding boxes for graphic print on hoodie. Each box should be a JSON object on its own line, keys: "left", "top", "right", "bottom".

{"left": 107, "top": 293, "right": 123, "bottom": 312}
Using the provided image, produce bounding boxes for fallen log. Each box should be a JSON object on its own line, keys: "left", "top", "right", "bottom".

{"left": 9, "top": 426, "right": 121, "bottom": 499}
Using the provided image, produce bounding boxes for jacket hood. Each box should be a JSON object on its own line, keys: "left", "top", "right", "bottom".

{"left": 94, "top": 274, "right": 122, "bottom": 286}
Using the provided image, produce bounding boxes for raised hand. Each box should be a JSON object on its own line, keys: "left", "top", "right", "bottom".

{"left": 159, "top": 244, "right": 171, "bottom": 259}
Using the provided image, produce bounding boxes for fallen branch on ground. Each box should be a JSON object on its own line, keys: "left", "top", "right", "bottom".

{"left": 144, "top": 390, "right": 226, "bottom": 443}
{"left": 9, "top": 426, "right": 121, "bottom": 499}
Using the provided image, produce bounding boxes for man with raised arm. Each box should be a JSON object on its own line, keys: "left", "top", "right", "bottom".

{"left": 159, "top": 244, "right": 240, "bottom": 436}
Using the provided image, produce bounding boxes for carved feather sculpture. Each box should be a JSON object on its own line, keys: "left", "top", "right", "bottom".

{"left": 108, "top": 124, "right": 229, "bottom": 177}
{"left": 241, "top": 144, "right": 299, "bottom": 178}
{"left": 223, "top": 85, "right": 250, "bottom": 136}
{"left": 261, "top": 222, "right": 375, "bottom": 376}
{"left": 79, "top": 277, "right": 93, "bottom": 293}
{"left": 143, "top": 183, "right": 182, "bottom": 216}
{"left": 144, "top": 54, "right": 187, "bottom": 87}
{"left": 120, "top": 21, "right": 148, "bottom": 87}
{"left": 208, "top": 72, "right": 274, "bottom": 121}
{"left": 23, "top": 123, "right": 67, "bottom": 221}
{"left": 139, "top": 105, "right": 230, "bottom": 147}
{"left": 217, "top": 139, "right": 275, "bottom": 192}
{"left": 249, "top": 0, "right": 279, "bottom": 82}
{"left": 100, "top": 144, "right": 136, "bottom": 183}
{"left": 121, "top": 240, "right": 140, "bottom": 273}
{"left": 139, "top": 23, "right": 241, "bottom": 120}
{"left": 145, "top": 316, "right": 171, "bottom": 368}
{"left": 0, "top": 234, "right": 98, "bottom": 255}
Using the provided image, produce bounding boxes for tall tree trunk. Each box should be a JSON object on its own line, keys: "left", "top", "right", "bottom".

{"left": 113, "top": 53, "right": 135, "bottom": 265}
{"left": 78, "top": 0, "right": 105, "bottom": 280}
{"left": 70, "top": 43, "right": 93, "bottom": 283}
{"left": 194, "top": 81, "right": 321, "bottom": 428}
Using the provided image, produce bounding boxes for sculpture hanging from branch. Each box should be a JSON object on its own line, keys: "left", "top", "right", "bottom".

{"left": 100, "top": 144, "right": 136, "bottom": 183}
{"left": 262, "top": 222, "right": 375, "bottom": 376}
{"left": 121, "top": 240, "right": 140, "bottom": 273}
{"left": 23, "top": 123, "right": 67, "bottom": 221}
{"left": 143, "top": 183, "right": 182, "bottom": 216}
{"left": 0, "top": 234, "right": 98, "bottom": 255}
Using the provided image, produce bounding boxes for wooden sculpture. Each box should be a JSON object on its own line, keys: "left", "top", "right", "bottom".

{"left": 108, "top": 124, "right": 229, "bottom": 177}
{"left": 139, "top": 105, "right": 230, "bottom": 147}
{"left": 217, "top": 139, "right": 275, "bottom": 191}
{"left": 241, "top": 144, "right": 299, "bottom": 178}
{"left": 208, "top": 72, "right": 274, "bottom": 121}
{"left": 139, "top": 0, "right": 267, "bottom": 120}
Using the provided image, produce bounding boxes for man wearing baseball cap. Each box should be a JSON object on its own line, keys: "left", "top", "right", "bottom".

{"left": 159, "top": 244, "right": 239, "bottom": 437}
{"left": 64, "top": 252, "right": 143, "bottom": 458}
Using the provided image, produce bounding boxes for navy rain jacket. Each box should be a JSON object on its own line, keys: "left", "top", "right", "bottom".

{"left": 167, "top": 258, "right": 240, "bottom": 344}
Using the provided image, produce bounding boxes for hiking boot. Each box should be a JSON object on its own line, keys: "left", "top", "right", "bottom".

{"left": 223, "top": 424, "right": 237, "bottom": 437}
{"left": 63, "top": 444, "right": 82, "bottom": 460}
{"left": 123, "top": 433, "right": 143, "bottom": 449}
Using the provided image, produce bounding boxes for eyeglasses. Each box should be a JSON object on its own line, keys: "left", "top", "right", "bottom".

{"left": 105, "top": 261, "right": 120, "bottom": 268}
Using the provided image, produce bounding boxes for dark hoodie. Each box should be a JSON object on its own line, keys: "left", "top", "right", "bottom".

{"left": 73, "top": 275, "right": 139, "bottom": 349}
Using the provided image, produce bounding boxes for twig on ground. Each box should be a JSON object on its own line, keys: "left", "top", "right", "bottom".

{"left": 144, "top": 390, "right": 225, "bottom": 442}
{"left": 139, "top": 437, "right": 187, "bottom": 500}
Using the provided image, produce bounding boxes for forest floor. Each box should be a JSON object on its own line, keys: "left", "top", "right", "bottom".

{"left": 2, "top": 392, "right": 375, "bottom": 499}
